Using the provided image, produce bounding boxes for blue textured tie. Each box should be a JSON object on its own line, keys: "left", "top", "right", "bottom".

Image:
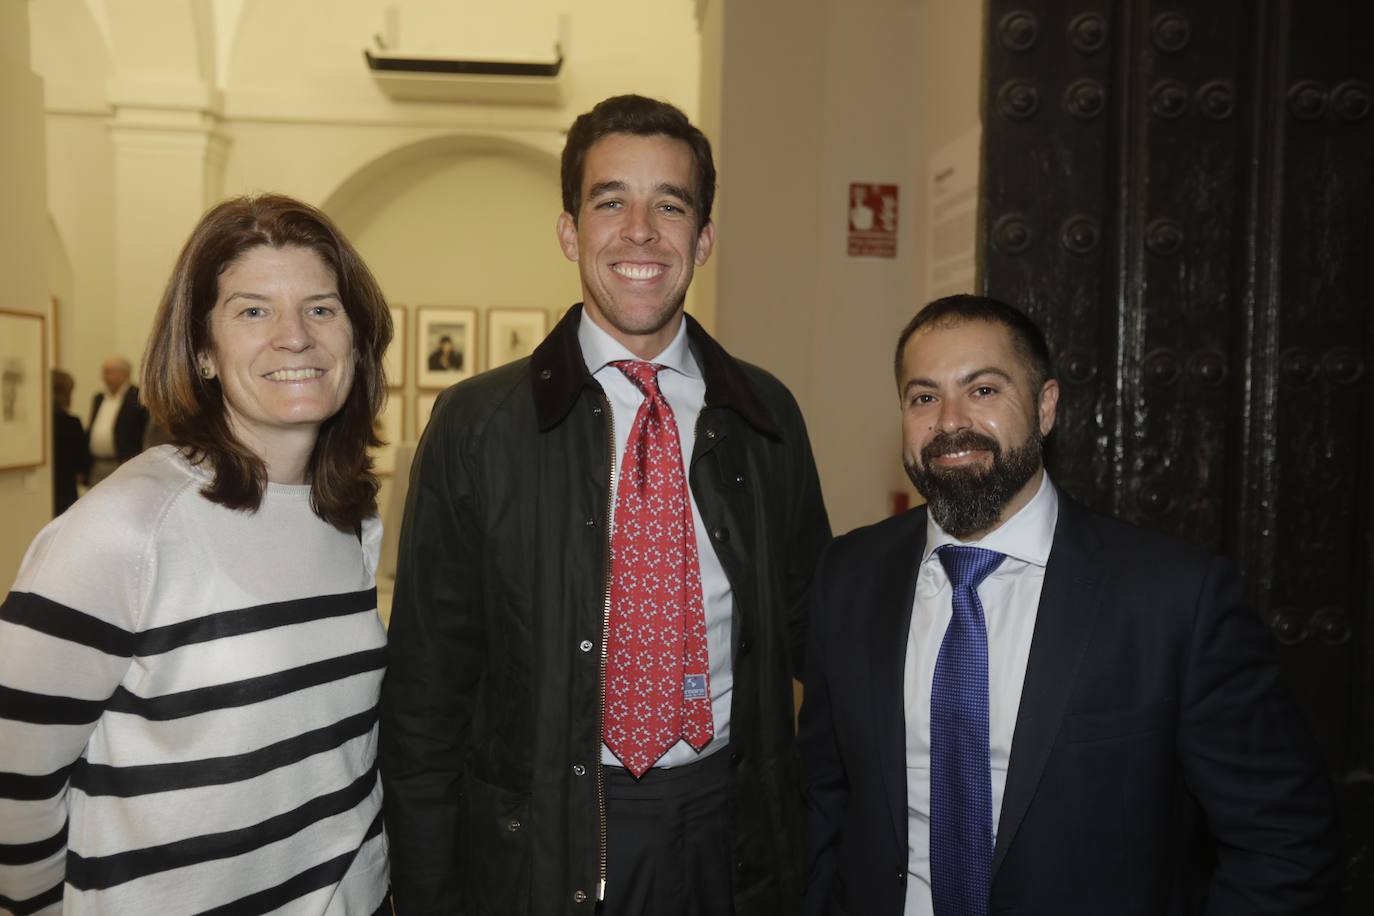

{"left": 930, "top": 545, "right": 1005, "bottom": 916}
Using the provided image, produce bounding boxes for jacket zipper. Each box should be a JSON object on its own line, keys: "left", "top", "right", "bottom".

{"left": 596, "top": 393, "right": 615, "bottom": 903}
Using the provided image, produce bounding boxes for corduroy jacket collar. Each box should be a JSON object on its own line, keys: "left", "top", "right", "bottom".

{"left": 529, "top": 303, "right": 781, "bottom": 439}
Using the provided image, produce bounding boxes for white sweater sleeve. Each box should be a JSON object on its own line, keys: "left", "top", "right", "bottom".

{"left": 0, "top": 470, "right": 166, "bottom": 915}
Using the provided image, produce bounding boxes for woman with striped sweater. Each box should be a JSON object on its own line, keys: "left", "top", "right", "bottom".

{"left": 0, "top": 194, "right": 394, "bottom": 915}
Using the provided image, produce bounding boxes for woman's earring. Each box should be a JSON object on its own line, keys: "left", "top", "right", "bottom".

{"left": 199, "top": 364, "right": 213, "bottom": 379}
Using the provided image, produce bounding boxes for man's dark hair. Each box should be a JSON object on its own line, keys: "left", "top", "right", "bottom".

{"left": 893, "top": 294, "right": 1054, "bottom": 393}
{"left": 561, "top": 94, "right": 717, "bottom": 230}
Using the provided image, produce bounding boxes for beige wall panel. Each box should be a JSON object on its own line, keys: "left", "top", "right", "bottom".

{"left": 44, "top": 114, "right": 118, "bottom": 415}
{"left": 28, "top": 0, "right": 110, "bottom": 112}
{"left": 0, "top": 0, "right": 52, "bottom": 588}
{"left": 332, "top": 148, "right": 567, "bottom": 312}
{"left": 708, "top": 0, "right": 948, "bottom": 534}
{"left": 224, "top": 0, "right": 698, "bottom": 122}
{"left": 909, "top": 0, "right": 984, "bottom": 304}
{"left": 326, "top": 143, "right": 567, "bottom": 542}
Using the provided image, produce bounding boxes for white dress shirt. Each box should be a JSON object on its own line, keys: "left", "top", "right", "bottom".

{"left": 903, "top": 472, "right": 1059, "bottom": 915}
{"left": 89, "top": 383, "right": 129, "bottom": 459}
{"left": 579, "top": 313, "right": 733, "bottom": 769}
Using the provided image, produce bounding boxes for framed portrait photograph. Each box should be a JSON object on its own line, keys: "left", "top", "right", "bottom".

{"left": 487, "top": 308, "right": 549, "bottom": 370}
{"left": 416, "top": 306, "right": 478, "bottom": 389}
{"left": 384, "top": 303, "right": 406, "bottom": 389}
{"left": 0, "top": 309, "right": 48, "bottom": 471}
{"left": 369, "top": 393, "right": 404, "bottom": 477}
{"left": 416, "top": 391, "right": 440, "bottom": 437}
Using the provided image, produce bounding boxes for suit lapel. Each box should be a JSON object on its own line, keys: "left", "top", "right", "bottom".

{"left": 991, "top": 496, "right": 1103, "bottom": 876}
{"left": 869, "top": 511, "right": 926, "bottom": 851}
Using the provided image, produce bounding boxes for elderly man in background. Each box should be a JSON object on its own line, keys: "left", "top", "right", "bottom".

{"left": 85, "top": 355, "right": 149, "bottom": 486}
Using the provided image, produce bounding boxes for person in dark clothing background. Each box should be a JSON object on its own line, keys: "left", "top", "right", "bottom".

{"left": 50, "top": 368, "right": 88, "bottom": 516}
{"left": 85, "top": 355, "right": 149, "bottom": 486}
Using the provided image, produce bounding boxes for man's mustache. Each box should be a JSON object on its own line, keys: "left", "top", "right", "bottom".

{"left": 921, "top": 429, "right": 1000, "bottom": 463}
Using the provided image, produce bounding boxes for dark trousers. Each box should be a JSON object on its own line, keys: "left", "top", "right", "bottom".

{"left": 598, "top": 749, "right": 734, "bottom": 916}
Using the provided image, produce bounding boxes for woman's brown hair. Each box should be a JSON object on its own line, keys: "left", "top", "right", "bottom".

{"left": 142, "top": 193, "right": 392, "bottom": 530}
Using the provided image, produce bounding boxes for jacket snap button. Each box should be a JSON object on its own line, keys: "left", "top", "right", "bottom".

{"left": 705, "top": 428, "right": 717, "bottom": 439}
{"left": 573, "top": 890, "right": 588, "bottom": 904}
{"left": 579, "top": 639, "right": 594, "bottom": 652}
{"left": 734, "top": 474, "right": 744, "bottom": 485}
{"left": 712, "top": 527, "right": 729, "bottom": 543}
{"left": 584, "top": 517, "right": 595, "bottom": 527}
{"left": 508, "top": 818, "right": 521, "bottom": 831}
{"left": 573, "top": 764, "right": 586, "bottom": 776}
{"left": 539, "top": 368, "right": 553, "bottom": 380}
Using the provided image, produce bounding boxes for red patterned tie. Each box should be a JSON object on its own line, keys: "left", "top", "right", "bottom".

{"left": 603, "top": 360, "right": 714, "bottom": 777}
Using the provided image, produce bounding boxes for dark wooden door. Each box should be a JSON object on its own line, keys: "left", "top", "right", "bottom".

{"left": 980, "top": 1, "right": 1372, "bottom": 908}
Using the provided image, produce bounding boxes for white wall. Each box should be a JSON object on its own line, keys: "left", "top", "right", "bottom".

{"left": 704, "top": 0, "right": 984, "bottom": 535}
{"left": 910, "top": 0, "right": 985, "bottom": 304}
{"left": 0, "top": 0, "right": 53, "bottom": 588}
{"left": 11, "top": 0, "right": 705, "bottom": 576}
{"left": 27, "top": 0, "right": 703, "bottom": 427}
{"left": 11, "top": 0, "right": 989, "bottom": 578}
{"left": 326, "top": 138, "right": 569, "bottom": 509}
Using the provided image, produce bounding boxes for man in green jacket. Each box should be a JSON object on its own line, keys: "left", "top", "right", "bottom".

{"left": 381, "top": 94, "right": 832, "bottom": 916}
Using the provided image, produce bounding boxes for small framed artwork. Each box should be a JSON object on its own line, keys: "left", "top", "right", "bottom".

{"left": 487, "top": 308, "right": 548, "bottom": 369}
{"left": 416, "top": 391, "right": 440, "bottom": 437}
{"left": 416, "top": 306, "right": 478, "bottom": 389}
{"left": 370, "top": 394, "right": 404, "bottom": 476}
{"left": 384, "top": 303, "right": 406, "bottom": 388}
{"left": 0, "top": 309, "right": 48, "bottom": 471}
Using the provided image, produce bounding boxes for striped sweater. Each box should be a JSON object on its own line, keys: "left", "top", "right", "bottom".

{"left": 0, "top": 447, "right": 389, "bottom": 915}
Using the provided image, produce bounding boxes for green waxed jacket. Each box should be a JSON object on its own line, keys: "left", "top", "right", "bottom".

{"left": 381, "top": 304, "right": 832, "bottom": 916}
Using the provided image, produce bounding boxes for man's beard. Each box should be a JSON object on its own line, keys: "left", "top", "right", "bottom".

{"left": 903, "top": 427, "right": 1043, "bottom": 539}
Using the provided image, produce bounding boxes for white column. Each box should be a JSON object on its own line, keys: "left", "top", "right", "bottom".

{"left": 107, "top": 79, "right": 229, "bottom": 362}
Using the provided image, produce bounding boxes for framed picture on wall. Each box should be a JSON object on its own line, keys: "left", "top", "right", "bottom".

{"left": 487, "top": 308, "right": 548, "bottom": 370}
{"left": 416, "top": 306, "right": 478, "bottom": 389}
{"left": 369, "top": 393, "right": 404, "bottom": 477}
{"left": 0, "top": 309, "right": 48, "bottom": 471}
{"left": 416, "top": 391, "right": 440, "bottom": 437}
{"left": 384, "top": 303, "right": 406, "bottom": 388}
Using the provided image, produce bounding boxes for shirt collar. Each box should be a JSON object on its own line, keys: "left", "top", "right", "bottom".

{"left": 578, "top": 310, "right": 700, "bottom": 380}
{"left": 922, "top": 470, "right": 1059, "bottom": 568}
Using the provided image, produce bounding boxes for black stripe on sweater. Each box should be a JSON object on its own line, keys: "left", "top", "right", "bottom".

{"left": 0, "top": 821, "right": 66, "bottom": 866}
{"left": 72, "top": 708, "right": 377, "bottom": 797}
{"left": 136, "top": 589, "right": 377, "bottom": 657}
{"left": 0, "top": 880, "right": 63, "bottom": 915}
{"left": 66, "top": 765, "right": 379, "bottom": 891}
{"left": 1, "top": 591, "right": 135, "bottom": 657}
{"left": 195, "top": 810, "right": 385, "bottom": 916}
{"left": 0, "top": 684, "right": 103, "bottom": 726}
{"left": 0, "top": 761, "right": 74, "bottom": 800}
{"left": 102, "top": 648, "right": 386, "bottom": 721}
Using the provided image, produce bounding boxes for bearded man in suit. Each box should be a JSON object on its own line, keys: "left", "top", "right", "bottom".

{"left": 798, "top": 294, "right": 1338, "bottom": 916}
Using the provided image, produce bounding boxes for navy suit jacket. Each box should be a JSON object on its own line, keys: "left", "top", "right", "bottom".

{"left": 798, "top": 494, "right": 1338, "bottom": 915}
